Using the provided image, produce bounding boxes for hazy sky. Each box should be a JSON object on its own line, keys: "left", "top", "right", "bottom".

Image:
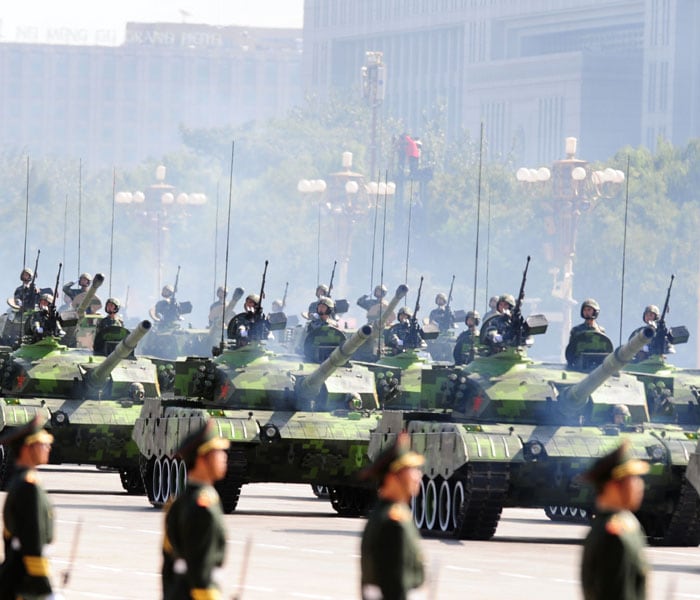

{"left": 0, "top": 0, "right": 304, "bottom": 43}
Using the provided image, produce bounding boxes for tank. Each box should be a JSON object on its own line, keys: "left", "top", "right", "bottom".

{"left": 132, "top": 324, "right": 382, "bottom": 515}
{"left": 363, "top": 326, "right": 700, "bottom": 545}
{"left": 132, "top": 286, "right": 409, "bottom": 512}
{"left": 138, "top": 288, "right": 247, "bottom": 361}
{"left": 0, "top": 320, "right": 157, "bottom": 493}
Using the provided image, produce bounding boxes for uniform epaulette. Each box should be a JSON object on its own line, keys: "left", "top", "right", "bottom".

{"left": 196, "top": 487, "right": 217, "bottom": 508}
{"left": 388, "top": 503, "right": 412, "bottom": 522}
{"left": 605, "top": 512, "right": 639, "bottom": 536}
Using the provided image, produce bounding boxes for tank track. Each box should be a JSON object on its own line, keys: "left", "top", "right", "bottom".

{"left": 453, "top": 463, "right": 509, "bottom": 540}
{"left": 328, "top": 485, "right": 375, "bottom": 517}
{"left": 120, "top": 467, "right": 146, "bottom": 495}
{"left": 214, "top": 448, "right": 248, "bottom": 514}
{"left": 639, "top": 476, "right": 700, "bottom": 546}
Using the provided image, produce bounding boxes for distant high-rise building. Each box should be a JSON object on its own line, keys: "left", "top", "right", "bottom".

{"left": 301, "top": 0, "right": 700, "bottom": 164}
{"left": 0, "top": 22, "right": 302, "bottom": 166}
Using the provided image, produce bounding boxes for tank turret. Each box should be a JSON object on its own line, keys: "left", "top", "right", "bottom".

{"left": 297, "top": 324, "right": 372, "bottom": 403}
{"left": 557, "top": 326, "right": 654, "bottom": 416}
{"left": 86, "top": 320, "right": 152, "bottom": 392}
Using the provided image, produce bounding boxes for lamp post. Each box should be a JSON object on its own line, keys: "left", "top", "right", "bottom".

{"left": 362, "top": 51, "right": 386, "bottom": 179}
{"left": 517, "top": 137, "right": 624, "bottom": 358}
{"left": 298, "top": 152, "right": 395, "bottom": 296}
{"left": 116, "top": 164, "right": 207, "bottom": 294}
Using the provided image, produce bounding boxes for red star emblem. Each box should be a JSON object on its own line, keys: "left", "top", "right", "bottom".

{"left": 472, "top": 395, "right": 483, "bottom": 412}
{"left": 16, "top": 374, "right": 25, "bottom": 389}
{"left": 218, "top": 381, "right": 230, "bottom": 400}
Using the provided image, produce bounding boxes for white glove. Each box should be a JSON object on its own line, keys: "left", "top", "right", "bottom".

{"left": 396, "top": 339, "right": 404, "bottom": 347}
{"left": 36, "top": 326, "right": 44, "bottom": 334}
{"left": 238, "top": 326, "right": 248, "bottom": 338}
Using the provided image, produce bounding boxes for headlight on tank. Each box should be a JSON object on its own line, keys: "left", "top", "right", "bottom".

{"left": 647, "top": 444, "right": 665, "bottom": 462}
{"left": 260, "top": 423, "right": 280, "bottom": 443}
{"left": 524, "top": 440, "right": 545, "bottom": 461}
{"left": 51, "top": 411, "right": 69, "bottom": 426}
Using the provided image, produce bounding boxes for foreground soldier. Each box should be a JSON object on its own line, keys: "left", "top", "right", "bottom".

{"left": 360, "top": 432, "right": 426, "bottom": 600}
{"left": 162, "top": 419, "right": 230, "bottom": 600}
{"left": 0, "top": 415, "right": 55, "bottom": 599}
{"left": 93, "top": 298, "right": 126, "bottom": 355}
{"left": 580, "top": 441, "right": 649, "bottom": 600}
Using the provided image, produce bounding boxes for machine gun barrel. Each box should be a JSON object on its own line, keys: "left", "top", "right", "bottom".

{"left": 75, "top": 273, "right": 105, "bottom": 319}
{"left": 559, "top": 326, "right": 654, "bottom": 414}
{"left": 297, "top": 324, "right": 373, "bottom": 402}
{"left": 87, "top": 320, "right": 151, "bottom": 391}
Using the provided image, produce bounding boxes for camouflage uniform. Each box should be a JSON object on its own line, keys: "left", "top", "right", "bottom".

{"left": 155, "top": 298, "right": 181, "bottom": 325}
{"left": 162, "top": 482, "right": 227, "bottom": 600}
{"left": 428, "top": 306, "right": 454, "bottom": 332}
{"left": 13, "top": 284, "right": 39, "bottom": 310}
{"left": 453, "top": 329, "right": 478, "bottom": 365}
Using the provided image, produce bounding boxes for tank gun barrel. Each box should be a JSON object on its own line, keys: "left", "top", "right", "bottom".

{"left": 297, "top": 324, "right": 373, "bottom": 402}
{"left": 560, "top": 326, "right": 654, "bottom": 414}
{"left": 87, "top": 320, "right": 151, "bottom": 391}
{"left": 75, "top": 273, "right": 104, "bottom": 319}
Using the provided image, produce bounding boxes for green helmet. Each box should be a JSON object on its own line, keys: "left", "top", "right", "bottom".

{"left": 643, "top": 304, "right": 660, "bottom": 321}
{"left": 316, "top": 284, "right": 329, "bottom": 296}
{"left": 162, "top": 285, "right": 174, "bottom": 297}
{"left": 581, "top": 298, "right": 600, "bottom": 319}
{"left": 106, "top": 297, "right": 121, "bottom": 312}
{"left": 317, "top": 296, "right": 335, "bottom": 310}
{"left": 40, "top": 293, "right": 53, "bottom": 304}
{"left": 20, "top": 267, "right": 33, "bottom": 280}
{"left": 465, "top": 310, "right": 480, "bottom": 325}
{"left": 498, "top": 294, "right": 515, "bottom": 309}
{"left": 79, "top": 272, "right": 92, "bottom": 283}
{"left": 373, "top": 284, "right": 388, "bottom": 298}
{"left": 246, "top": 294, "right": 261, "bottom": 305}
{"left": 398, "top": 307, "right": 413, "bottom": 318}
{"left": 435, "top": 292, "right": 447, "bottom": 304}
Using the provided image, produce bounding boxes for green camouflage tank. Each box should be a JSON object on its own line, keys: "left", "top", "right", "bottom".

{"left": 0, "top": 320, "right": 157, "bottom": 493}
{"left": 364, "top": 324, "right": 700, "bottom": 545}
{"left": 131, "top": 286, "right": 409, "bottom": 515}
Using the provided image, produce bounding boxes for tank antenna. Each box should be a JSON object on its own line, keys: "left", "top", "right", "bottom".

{"left": 368, "top": 170, "right": 381, "bottom": 292}
{"left": 403, "top": 178, "right": 414, "bottom": 296}
{"left": 221, "top": 141, "right": 235, "bottom": 350}
{"left": 109, "top": 167, "right": 116, "bottom": 297}
{"left": 376, "top": 170, "right": 389, "bottom": 356}
{"left": 472, "top": 121, "right": 484, "bottom": 314}
{"left": 22, "top": 155, "right": 29, "bottom": 269}
{"left": 618, "top": 155, "right": 631, "bottom": 345}
{"left": 213, "top": 180, "right": 220, "bottom": 301}
{"left": 62, "top": 193, "right": 69, "bottom": 289}
{"left": 78, "top": 157, "right": 83, "bottom": 275}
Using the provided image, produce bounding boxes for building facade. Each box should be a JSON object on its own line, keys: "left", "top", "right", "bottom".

{"left": 0, "top": 23, "right": 302, "bottom": 165}
{"left": 302, "top": 0, "right": 700, "bottom": 165}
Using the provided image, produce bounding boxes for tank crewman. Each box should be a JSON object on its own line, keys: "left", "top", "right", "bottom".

{"left": 580, "top": 440, "right": 649, "bottom": 600}
{"left": 428, "top": 292, "right": 455, "bottom": 332}
{"left": 303, "top": 297, "right": 346, "bottom": 362}
{"left": 93, "top": 297, "right": 126, "bottom": 355}
{"left": 153, "top": 285, "right": 182, "bottom": 326}
{"left": 0, "top": 415, "right": 56, "bottom": 599}
{"left": 27, "top": 293, "right": 64, "bottom": 342}
{"left": 565, "top": 298, "right": 606, "bottom": 366}
{"left": 358, "top": 284, "right": 395, "bottom": 325}
{"left": 482, "top": 295, "right": 499, "bottom": 322}
{"left": 628, "top": 304, "right": 674, "bottom": 360}
{"left": 305, "top": 284, "right": 330, "bottom": 320}
{"left": 208, "top": 286, "right": 227, "bottom": 327}
{"left": 453, "top": 310, "right": 481, "bottom": 365}
{"left": 270, "top": 299, "right": 284, "bottom": 314}
{"left": 227, "top": 293, "right": 270, "bottom": 345}
{"left": 479, "top": 293, "right": 515, "bottom": 352}
{"left": 384, "top": 307, "right": 424, "bottom": 353}
{"left": 64, "top": 272, "right": 102, "bottom": 314}
{"left": 359, "top": 432, "right": 426, "bottom": 600}
{"left": 162, "top": 419, "right": 229, "bottom": 600}
{"left": 13, "top": 267, "right": 40, "bottom": 310}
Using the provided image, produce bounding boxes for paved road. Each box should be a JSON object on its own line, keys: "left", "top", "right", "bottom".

{"left": 2, "top": 465, "right": 700, "bottom": 599}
